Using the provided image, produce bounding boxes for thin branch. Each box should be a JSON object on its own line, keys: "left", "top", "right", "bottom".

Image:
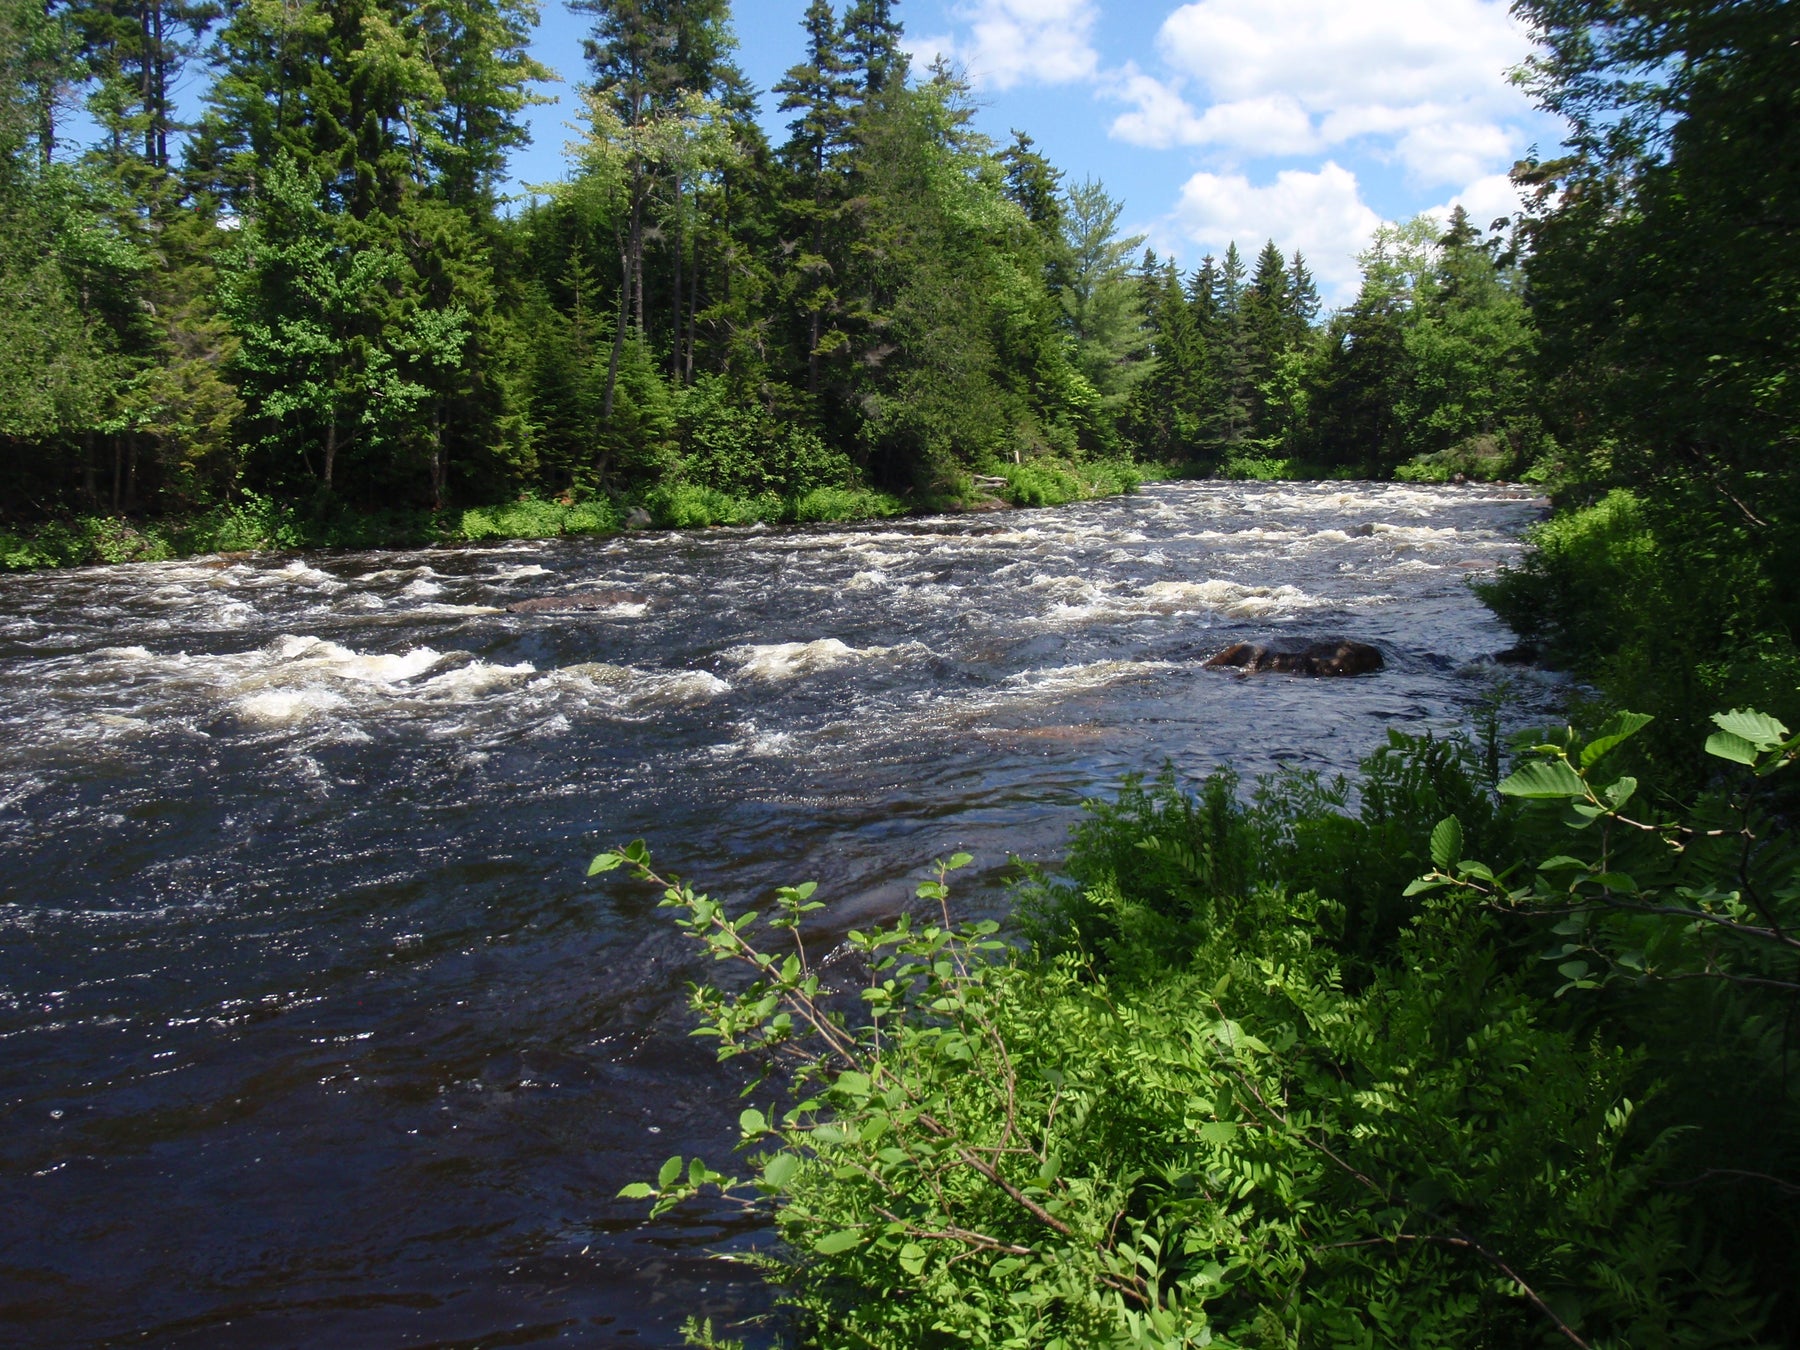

{"left": 1327, "top": 1232, "right": 1593, "bottom": 1350}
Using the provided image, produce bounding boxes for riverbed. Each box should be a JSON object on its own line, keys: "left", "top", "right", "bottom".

{"left": 0, "top": 480, "right": 1556, "bottom": 1346}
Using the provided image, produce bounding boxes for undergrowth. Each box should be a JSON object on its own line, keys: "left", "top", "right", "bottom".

{"left": 605, "top": 709, "right": 1800, "bottom": 1349}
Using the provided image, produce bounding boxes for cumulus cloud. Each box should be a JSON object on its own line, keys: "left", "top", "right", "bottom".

{"left": 1168, "top": 162, "right": 1384, "bottom": 301}
{"left": 1429, "top": 172, "right": 1530, "bottom": 235}
{"left": 914, "top": 0, "right": 1101, "bottom": 92}
{"left": 1107, "top": 0, "right": 1541, "bottom": 187}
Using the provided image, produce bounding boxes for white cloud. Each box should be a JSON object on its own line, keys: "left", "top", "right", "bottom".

{"left": 1167, "top": 162, "right": 1383, "bottom": 302}
{"left": 1130, "top": 0, "right": 1541, "bottom": 186}
{"left": 1159, "top": 0, "right": 1532, "bottom": 112}
{"left": 1108, "top": 68, "right": 1319, "bottom": 155}
{"left": 917, "top": 0, "right": 1101, "bottom": 92}
{"left": 1431, "top": 172, "right": 1529, "bottom": 235}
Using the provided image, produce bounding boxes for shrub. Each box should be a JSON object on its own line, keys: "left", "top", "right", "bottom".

{"left": 791, "top": 486, "right": 905, "bottom": 523}
{"left": 605, "top": 710, "right": 1798, "bottom": 1348}
{"left": 458, "top": 495, "right": 622, "bottom": 541}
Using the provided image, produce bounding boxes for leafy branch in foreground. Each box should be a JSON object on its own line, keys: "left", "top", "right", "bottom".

{"left": 1411, "top": 707, "right": 1800, "bottom": 997}
{"left": 594, "top": 712, "right": 1783, "bottom": 1347}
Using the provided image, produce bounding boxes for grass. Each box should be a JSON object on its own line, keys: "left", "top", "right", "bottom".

{"left": 0, "top": 483, "right": 918, "bottom": 573}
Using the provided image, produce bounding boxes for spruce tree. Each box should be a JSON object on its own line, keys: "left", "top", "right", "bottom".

{"left": 773, "top": 0, "right": 855, "bottom": 397}
{"left": 842, "top": 0, "right": 901, "bottom": 96}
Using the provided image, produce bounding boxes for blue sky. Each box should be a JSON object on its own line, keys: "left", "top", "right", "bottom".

{"left": 512, "top": 0, "right": 1569, "bottom": 305}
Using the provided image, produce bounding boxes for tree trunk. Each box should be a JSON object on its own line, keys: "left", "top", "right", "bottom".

{"left": 111, "top": 436, "right": 122, "bottom": 510}
{"left": 599, "top": 240, "right": 629, "bottom": 486}
{"left": 83, "top": 432, "right": 96, "bottom": 506}
{"left": 629, "top": 173, "right": 645, "bottom": 334}
{"left": 685, "top": 241, "right": 699, "bottom": 383}
{"left": 125, "top": 430, "right": 139, "bottom": 510}
{"left": 324, "top": 421, "right": 338, "bottom": 493}
{"left": 429, "top": 401, "right": 445, "bottom": 511}
{"left": 669, "top": 172, "right": 683, "bottom": 379}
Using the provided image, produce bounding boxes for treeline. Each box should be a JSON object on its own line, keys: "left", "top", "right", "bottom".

{"left": 1127, "top": 209, "right": 1540, "bottom": 480}
{"left": 0, "top": 0, "right": 1541, "bottom": 549}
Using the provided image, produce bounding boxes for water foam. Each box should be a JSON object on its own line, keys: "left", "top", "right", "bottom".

{"left": 727, "top": 639, "right": 904, "bottom": 681}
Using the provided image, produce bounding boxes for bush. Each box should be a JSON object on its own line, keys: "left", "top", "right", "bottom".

{"left": 0, "top": 515, "right": 176, "bottom": 570}
{"left": 1481, "top": 489, "right": 1800, "bottom": 786}
{"left": 639, "top": 483, "right": 774, "bottom": 529}
{"left": 458, "top": 495, "right": 621, "bottom": 541}
{"left": 606, "top": 710, "right": 1799, "bottom": 1348}
{"left": 791, "top": 486, "right": 905, "bottom": 523}
{"left": 994, "top": 457, "right": 1142, "bottom": 508}
{"left": 678, "top": 377, "right": 858, "bottom": 499}
{"left": 1394, "top": 434, "right": 1519, "bottom": 483}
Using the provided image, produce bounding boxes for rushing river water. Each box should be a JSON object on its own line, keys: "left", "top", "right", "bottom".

{"left": 0, "top": 480, "right": 1557, "bottom": 1347}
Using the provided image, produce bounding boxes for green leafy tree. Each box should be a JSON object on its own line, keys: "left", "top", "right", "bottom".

{"left": 1058, "top": 178, "right": 1148, "bottom": 432}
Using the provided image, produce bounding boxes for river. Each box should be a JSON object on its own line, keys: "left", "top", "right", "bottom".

{"left": 0, "top": 480, "right": 1556, "bottom": 1347}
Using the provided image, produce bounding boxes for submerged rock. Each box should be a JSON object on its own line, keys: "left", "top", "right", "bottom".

{"left": 505, "top": 590, "right": 648, "bottom": 614}
{"left": 1205, "top": 639, "right": 1385, "bottom": 677}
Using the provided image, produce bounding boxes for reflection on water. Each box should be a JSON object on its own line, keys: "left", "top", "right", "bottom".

{"left": 0, "top": 482, "right": 1558, "bottom": 1346}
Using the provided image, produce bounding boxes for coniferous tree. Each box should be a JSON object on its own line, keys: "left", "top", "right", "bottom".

{"left": 773, "top": 0, "right": 855, "bottom": 398}
{"left": 841, "top": 0, "right": 900, "bottom": 96}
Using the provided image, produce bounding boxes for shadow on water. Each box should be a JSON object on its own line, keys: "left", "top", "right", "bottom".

{"left": 0, "top": 482, "right": 1562, "bottom": 1346}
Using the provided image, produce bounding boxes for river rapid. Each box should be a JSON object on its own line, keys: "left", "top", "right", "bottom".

{"left": 0, "top": 480, "right": 1556, "bottom": 1347}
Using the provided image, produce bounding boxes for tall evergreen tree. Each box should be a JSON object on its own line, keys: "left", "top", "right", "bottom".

{"left": 773, "top": 0, "right": 855, "bottom": 397}
{"left": 841, "top": 0, "right": 900, "bottom": 96}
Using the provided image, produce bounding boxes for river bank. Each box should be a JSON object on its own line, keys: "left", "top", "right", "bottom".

{"left": 0, "top": 459, "right": 1150, "bottom": 574}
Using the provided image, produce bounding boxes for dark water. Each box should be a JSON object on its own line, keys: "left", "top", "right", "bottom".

{"left": 0, "top": 481, "right": 1558, "bottom": 1347}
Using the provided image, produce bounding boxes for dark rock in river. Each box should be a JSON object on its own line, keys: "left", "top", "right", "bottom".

{"left": 1348, "top": 523, "right": 1378, "bottom": 537}
{"left": 1205, "top": 639, "right": 1385, "bottom": 677}
{"left": 1493, "top": 644, "right": 1538, "bottom": 666}
{"left": 506, "top": 590, "right": 648, "bottom": 614}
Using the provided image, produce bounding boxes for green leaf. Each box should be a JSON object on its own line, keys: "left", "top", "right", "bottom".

{"left": 1498, "top": 759, "right": 1588, "bottom": 799}
{"left": 1557, "top": 960, "right": 1591, "bottom": 981}
{"left": 898, "top": 1242, "right": 927, "bottom": 1276}
{"left": 1538, "top": 856, "right": 1589, "bottom": 873}
{"left": 617, "top": 1182, "right": 655, "bottom": 1200}
{"left": 1712, "top": 708, "right": 1789, "bottom": 751}
{"left": 947, "top": 852, "right": 973, "bottom": 870}
{"left": 1705, "top": 730, "right": 1759, "bottom": 766}
{"left": 1404, "top": 877, "right": 1447, "bottom": 897}
{"left": 657, "top": 1155, "right": 683, "bottom": 1189}
{"left": 739, "top": 1108, "right": 767, "bottom": 1136}
{"left": 813, "top": 1228, "right": 863, "bottom": 1255}
{"left": 1580, "top": 711, "right": 1653, "bottom": 768}
{"left": 588, "top": 852, "right": 622, "bottom": 875}
{"left": 1430, "top": 817, "right": 1463, "bottom": 871}
{"left": 1199, "top": 1121, "right": 1237, "bottom": 1144}
{"left": 762, "top": 1153, "right": 800, "bottom": 1191}
{"left": 834, "top": 1071, "right": 871, "bottom": 1099}
{"left": 1604, "top": 776, "right": 1638, "bottom": 809}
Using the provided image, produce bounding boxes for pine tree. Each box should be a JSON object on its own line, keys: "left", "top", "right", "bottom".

{"left": 773, "top": 0, "right": 855, "bottom": 397}
{"left": 841, "top": 0, "right": 901, "bottom": 96}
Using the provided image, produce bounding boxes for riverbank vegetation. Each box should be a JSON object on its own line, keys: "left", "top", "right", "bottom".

{"left": 609, "top": 705, "right": 1799, "bottom": 1347}
{"left": 0, "top": 0, "right": 1540, "bottom": 570}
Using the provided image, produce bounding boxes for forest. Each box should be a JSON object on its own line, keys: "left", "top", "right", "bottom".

{"left": 0, "top": 0, "right": 1542, "bottom": 566}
